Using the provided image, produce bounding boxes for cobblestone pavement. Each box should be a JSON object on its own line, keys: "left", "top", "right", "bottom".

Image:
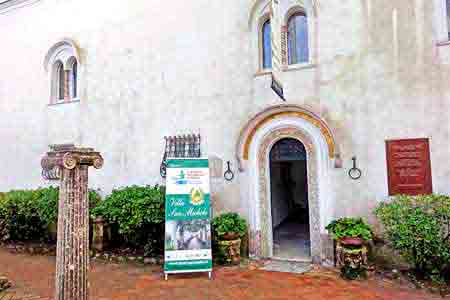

{"left": 0, "top": 248, "right": 440, "bottom": 300}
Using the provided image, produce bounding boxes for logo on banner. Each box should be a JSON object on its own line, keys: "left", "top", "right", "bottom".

{"left": 190, "top": 188, "right": 205, "bottom": 206}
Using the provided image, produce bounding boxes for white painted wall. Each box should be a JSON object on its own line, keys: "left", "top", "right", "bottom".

{"left": 0, "top": 0, "right": 450, "bottom": 233}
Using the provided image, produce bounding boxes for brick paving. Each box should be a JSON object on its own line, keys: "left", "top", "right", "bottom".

{"left": 0, "top": 248, "right": 439, "bottom": 300}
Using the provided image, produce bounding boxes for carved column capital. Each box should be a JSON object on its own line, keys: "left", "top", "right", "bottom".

{"left": 41, "top": 144, "right": 103, "bottom": 180}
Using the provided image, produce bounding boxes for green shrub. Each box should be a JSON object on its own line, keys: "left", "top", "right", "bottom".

{"left": 326, "top": 217, "right": 373, "bottom": 241}
{"left": 0, "top": 190, "right": 45, "bottom": 241}
{"left": 212, "top": 213, "right": 247, "bottom": 239}
{"left": 0, "top": 187, "right": 102, "bottom": 242}
{"left": 35, "top": 187, "right": 59, "bottom": 227}
{"left": 375, "top": 194, "right": 450, "bottom": 280}
{"left": 35, "top": 187, "right": 102, "bottom": 227}
{"left": 91, "top": 185, "right": 165, "bottom": 253}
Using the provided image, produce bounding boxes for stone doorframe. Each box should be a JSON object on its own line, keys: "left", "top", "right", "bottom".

{"left": 256, "top": 127, "right": 321, "bottom": 262}
{"left": 236, "top": 105, "right": 340, "bottom": 264}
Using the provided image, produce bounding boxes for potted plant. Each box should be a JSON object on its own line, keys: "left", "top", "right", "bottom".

{"left": 326, "top": 217, "right": 372, "bottom": 245}
{"left": 212, "top": 213, "right": 247, "bottom": 265}
{"left": 326, "top": 217, "right": 373, "bottom": 280}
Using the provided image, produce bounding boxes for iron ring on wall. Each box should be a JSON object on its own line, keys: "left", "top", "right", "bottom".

{"left": 348, "top": 167, "right": 362, "bottom": 180}
{"left": 224, "top": 161, "right": 234, "bottom": 181}
{"left": 348, "top": 156, "right": 362, "bottom": 180}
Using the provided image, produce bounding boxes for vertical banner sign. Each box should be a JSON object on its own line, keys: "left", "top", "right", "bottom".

{"left": 164, "top": 159, "right": 212, "bottom": 277}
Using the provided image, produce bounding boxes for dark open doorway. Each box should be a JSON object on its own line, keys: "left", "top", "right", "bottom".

{"left": 270, "top": 138, "right": 311, "bottom": 260}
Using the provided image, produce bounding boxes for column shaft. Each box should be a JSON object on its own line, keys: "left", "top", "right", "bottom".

{"left": 55, "top": 166, "right": 89, "bottom": 300}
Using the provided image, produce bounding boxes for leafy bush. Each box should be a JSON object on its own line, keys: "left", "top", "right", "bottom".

{"left": 326, "top": 217, "right": 373, "bottom": 241}
{"left": 212, "top": 213, "right": 247, "bottom": 239}
{"left": 0, "top": 190, "right": 45, "bottom": 241}
{"left": 35, "top": 187, "right": 59, "bottom": 227}
{"left": 35, "top": 187, "right": 101, "bottom": 227}
{"left": 91, "top": 185, "right": 165, "bottom": 253}
{"left": 375, "top": 194, "right": 450, "bottom": 280}
{"left": 0, "top": 187, "right": 102, "bottom": 242}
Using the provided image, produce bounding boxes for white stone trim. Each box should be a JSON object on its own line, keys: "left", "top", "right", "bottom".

{"left": 0, "top": 0, "right": 40, "bottom": 14}
{"left": 245, "top": 115, "right": 333, "bottom": 262}
{"left": 249, "top": 117, "right": 332, "bottom": 231}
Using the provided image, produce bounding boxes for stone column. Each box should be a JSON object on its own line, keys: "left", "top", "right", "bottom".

{"left": 41, "top": 144, "right": 103, "bottom": 300}
{"left": 64, "top": 70, "right": 71, "bottom": 101}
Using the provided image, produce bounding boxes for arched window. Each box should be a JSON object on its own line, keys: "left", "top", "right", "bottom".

{"left": 44, "top": 39, "right": 81, "bottom": 104}
{"left": 69, "top": 60, "right": 78, "bottom": 99}
{"left": 287, "top": 12, "right": 309, "bottom": 65}
{"left": 56, "top": 61, "right": 65, "bottom": 102}
{"left": 262, "top": 19, "right": 272, "bottom": 69}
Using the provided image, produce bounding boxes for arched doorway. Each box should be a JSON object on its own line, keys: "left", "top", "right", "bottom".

{"left": 270, "top": 138, "right": 310, "bottom": 260}
{"left": 235, "top": 105, "right": 340, "bottom": 263}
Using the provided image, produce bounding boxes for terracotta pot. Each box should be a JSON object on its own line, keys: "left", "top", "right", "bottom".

{"left": 221, "top": 232, "right": 240, "bottom": 241}
{"left": 340, "top": 237, "right": 364, "bottom": 246}
{"left": 218, "top": 238, "right": 241, "bottom": 265}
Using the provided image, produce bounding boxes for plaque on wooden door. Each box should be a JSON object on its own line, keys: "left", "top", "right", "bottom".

{"left": 385, "top": 138, "right": 432, "bottom": 196}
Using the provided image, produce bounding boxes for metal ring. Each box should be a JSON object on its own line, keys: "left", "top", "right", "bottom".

{"left": 224, "top": 170, "right": 234, "bottom": 181}
{"left": 224, "top": 161, "right": 234, "bottom": 182}
{"left": 348, "top": 168, "right": 362, "bottom": 180}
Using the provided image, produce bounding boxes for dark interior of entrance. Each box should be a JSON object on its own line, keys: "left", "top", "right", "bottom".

{"left": 270, "top": 138, "right": 311, "bottom": 260}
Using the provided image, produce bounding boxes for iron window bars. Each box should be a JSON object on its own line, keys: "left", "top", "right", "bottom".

{"left": 160, "top": 134, "right": 201, "bottom": 178}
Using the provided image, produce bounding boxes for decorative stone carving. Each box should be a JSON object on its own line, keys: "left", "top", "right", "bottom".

{"left": 41, "top": 144, "right": 103, "bottom": 300}
{"left": 218, "top": 239, "right": 242, "bottom": 265}
{"left": 336, "top": 240, "right": 369, "bottom": 279}
{"left": 250, "top": 127, "right": 322, "bottom": 263}
{"left": 235, "top": 105, "right": 339, "bottom": 172}
{"left": 336, "top": 242, "right": 368, "bottom": 268}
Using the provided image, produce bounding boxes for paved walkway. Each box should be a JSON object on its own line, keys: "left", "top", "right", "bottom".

{"left": 0, "top": 248, "right": 439, "bottom": 300}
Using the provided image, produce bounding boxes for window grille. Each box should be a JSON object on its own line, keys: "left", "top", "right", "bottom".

{"left": 270, "top": 138, "right": 306, "bottom": 162}
{"left": 160, "top": 134, "right": 201, "bottom": 178}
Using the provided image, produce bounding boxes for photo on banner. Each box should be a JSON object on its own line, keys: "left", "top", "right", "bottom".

{"left": 164, "top": 158, "right": 213, "bottom": 277}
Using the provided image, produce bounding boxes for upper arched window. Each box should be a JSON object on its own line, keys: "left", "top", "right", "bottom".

{"left": 262, "top": 19, "right": 272, "bottom": 69}
{"left": 44, "top": 40, "right": 81, "bottom": 104}
{"left": 69, "top": 60, "right": 78, "bottom": 99}
{"left": 287, "top": 12, "right": 309, "bottom": 65}
{"left": 56, "top": 61, "right": 65, "bottom": 102}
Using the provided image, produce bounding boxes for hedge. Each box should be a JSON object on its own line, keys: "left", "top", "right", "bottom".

{"left": 0, "top": 187, "right": 101, "bottom": 242}
{"left": 91, "top": 185, "right": 165, "bottom": 256}
{"left": 375, "top": 194, "right": 450, "bottom": 282}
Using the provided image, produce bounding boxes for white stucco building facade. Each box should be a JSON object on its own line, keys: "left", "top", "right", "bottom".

{"left": 1, "top": 0, "right": 450, "bottom": 263}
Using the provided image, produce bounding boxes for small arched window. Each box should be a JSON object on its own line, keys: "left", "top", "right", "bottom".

{"left": 56, "top": 61, "right": 65, "bottom": 102}
{"left": 288, "top": 12, "right": 309, "bottom": 65}
{"left": 70, "top": 60, "right": 78, "bottom": 99}
{"left": 262, "top": 19, "right": 272, "bottom": 69}
{"left": 45, "top": 40, "right": 81, "bottom": 104}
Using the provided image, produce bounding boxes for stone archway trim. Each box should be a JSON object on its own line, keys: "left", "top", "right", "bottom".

{"left": 253, "top": 127, "right": 322, "bottom": 262}
{"left": 236, "top": 105, "right": 338, "bottom": 171}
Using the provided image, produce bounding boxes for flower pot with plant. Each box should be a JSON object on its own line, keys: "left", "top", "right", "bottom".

{"left": 212, "top": 213, "right": 247, "bottom": 265}
{"left": 326, "top": 217, "right": 373, "bottom": 245}
{"left": 326, "top": 217, "right": 373, "bottom": 280}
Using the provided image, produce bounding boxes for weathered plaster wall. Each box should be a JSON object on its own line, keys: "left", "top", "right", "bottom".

{"left": 0, "top": 0, "right": 450, "bottom": 237}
